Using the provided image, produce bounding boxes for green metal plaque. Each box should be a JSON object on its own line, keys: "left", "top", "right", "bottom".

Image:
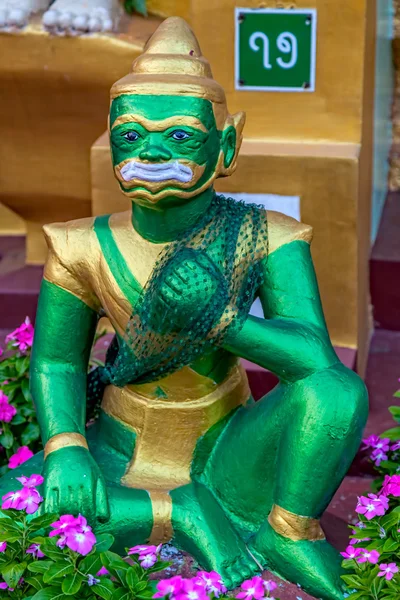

{"left": 235, "top": 8, "right": 317, "bottom": 92}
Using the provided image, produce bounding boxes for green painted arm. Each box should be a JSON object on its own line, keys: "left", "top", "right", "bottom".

{"left": 30, "top": 280, "right": 98, "bottom": 444}
{"left": 223, "top": 241, "right": 339, "bottom": 382}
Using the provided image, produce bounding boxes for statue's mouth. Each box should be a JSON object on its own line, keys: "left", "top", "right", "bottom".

{"left": 120, "top": 160, "right": 193, "bottom": 183}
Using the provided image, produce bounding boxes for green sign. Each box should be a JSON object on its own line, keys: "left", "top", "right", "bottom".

{"left": 235, "top": 8, "right": 317, "bottom": 92}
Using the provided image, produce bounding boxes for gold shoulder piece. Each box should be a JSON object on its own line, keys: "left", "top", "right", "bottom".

{"left": 267, "top": 211, "right": 313, "bottom": 255}
{"left": 43, "top": 217, "right": 100, "bottom": 311}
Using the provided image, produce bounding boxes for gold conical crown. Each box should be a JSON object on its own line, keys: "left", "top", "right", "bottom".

{"left": 110, "top": 17, "right": 226, "bottom": 107}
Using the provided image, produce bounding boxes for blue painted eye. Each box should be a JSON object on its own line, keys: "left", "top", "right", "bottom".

{"left": 170, "top": 130, "right": 190, "bottom": 141}
{"left": 123, "top": 131, "right": 140, "bottom": 142}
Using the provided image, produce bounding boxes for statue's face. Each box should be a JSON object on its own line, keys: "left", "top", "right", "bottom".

{"left": 110, "top": 94, "right": 236, "bottom": 206}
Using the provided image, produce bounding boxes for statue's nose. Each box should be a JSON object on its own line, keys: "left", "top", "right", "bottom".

{"left": 139, "top": 144, "right": 172, "bottom": 162}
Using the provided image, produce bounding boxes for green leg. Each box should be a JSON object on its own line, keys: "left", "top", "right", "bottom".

{"left": 203, "top": 363, "right": 368, "bottom": 600}
{"left": 171, "top": 482, "right": 259, "bottom": 589}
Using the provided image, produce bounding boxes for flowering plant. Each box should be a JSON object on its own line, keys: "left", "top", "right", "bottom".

{"left": 341, "top": 399, "right": 400, "bottom": 600}
{"left": 0, "top": 474, "right": 280, "bottom": 600}
{"left": 0, "top": 319, "right": 107, "bottom": 476}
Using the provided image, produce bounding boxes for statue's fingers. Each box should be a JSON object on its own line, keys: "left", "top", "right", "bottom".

{"left": 45, "top": 488, "right": 59, "bottom": 514}
{"left": 165, "top": 274, "right": 183, "bottom": 295}
{"left": 95, "top": 478, "right": 110, "bottom": 523}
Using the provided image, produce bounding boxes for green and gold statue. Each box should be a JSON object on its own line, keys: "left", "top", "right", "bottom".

{"left": 0, "top": 17, "right": 368, "bottom": 600}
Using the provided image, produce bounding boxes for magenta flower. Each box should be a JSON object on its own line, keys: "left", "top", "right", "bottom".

{"left": 195, "top": 571, "right": 227, "bottom": 596}
{"left": 154, "top": 575, "right": 184, "bottom": 598}
{"left": 362, "top": 435, "right": 381, "bottom": 449}
{"left": 391, "top": 441, "right": 400, "bottom": 451}
{"left": 2, "top": 489, "right": 24, "bottom": 510}
{"left": 341, "top": 546, "right": 362, "bottom": 559}
{"left": 128, "top": 544, "right": 161, "bottom": 556}
{"left": 263, "top": 580, "right": 277, "bottom": 594}
{"left": 16, "top": 487, "right": 43, "bottom": 514}
{"left": 8, "top": 446, "right": 33, "bottom": 469}
{"left": 0, "top": 543, "right": 7, "bottom": 553}
{"left": 26, "top": 544, "right": 44, "bottom": 558}
{"left": 378, "top": 563, "right": 399, "bottom": 580}
{"left": 5, "top": 317, "right": 34, "bottom": 353}
{"left": 236, "top": 577, "right": 266, "bottom": 600}
{"left": 176, "top": 578, "right": 209, "bottom": 600}
{"left": 16, "top": 474, "right": 44, "bottom": 488}
{"left": 0, "top": 392, "right": 17, "bottom": 424}
{"left": 65, "top": 527, "right": 96, "bottom": 556}
{"left": 96, "top": 567, "right": 109, "bottom": 576}
{"left": 371, "top": 448, "right": 388, "bottom": 466}
{"left": 0, "top": 582, "right": 9, "bottom": 590}
{"left": 357, "top": 549, "right": 380, "bottom": 564}
{"left": 140, "top": 553, "right": 157, "bottom": 568}
{"left": 349, "top": 537, "right": 370, "bottom": 545}
{"left": 355, "top": 494, "right": 388, "bottom": 520}
{"left": 0, "top": 347, "right": 3, "bottom": 358}
{"left": 56, "top": 534, "right": 67, "bottom": 549}
{"left": 382, "top": 475, "right": 400, "bottom": 497}
{"left": 50, "top": 514, "right": 79, "bottom": 537}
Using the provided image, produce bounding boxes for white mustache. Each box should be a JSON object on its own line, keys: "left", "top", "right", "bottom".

{"left": 120, "top": 160, "right": 193, "bottom": 183}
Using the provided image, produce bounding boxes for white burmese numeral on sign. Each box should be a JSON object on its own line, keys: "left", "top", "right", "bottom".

{"left": 249, "top": 32, "right": 272, "bottom": 69}
{"left": 276, "top": 32, "right": 298, "bottom": 69}
{"left": 249, "top": 31, "right": 298, "bottom": 70}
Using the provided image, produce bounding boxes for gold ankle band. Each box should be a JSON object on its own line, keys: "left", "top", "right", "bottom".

{"left": 268, "top": 504, "right": 326, "bottom": 542}
{"left": 44, "top": 433, "right": 89, "bottom": 459}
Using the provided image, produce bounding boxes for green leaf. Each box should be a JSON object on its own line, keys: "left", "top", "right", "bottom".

{"left": 62, "top": 572, "right": 84, "bottom": 595}
{"left": 111, "top": 589, "right": 131, "bottom": 600}
{"left": 345, "top": 593, "right": 370, "bottom": 600}
{"left": 21, "top": 422, "right": 40, "bottom": 446}
{"left": 25, "top": 575, "right": 45, "bottom": 590}
{"left": 393, "top": 391, "right": 400, "bottom": 399}
{"left": 31, "top": 587, "right": 69, "bottom": 600}
{"left": 371, "top": 574, "right": 386, "bottom": 597}
{"left": 381, "top": 426, "right": 400, "bottom": 441}
{"left": 43, "top": 562, "right": 74, "bottom": 584}
{"left": 0, "top": 531, "right": 21, "bottom": 543}
{"left": 93, "top": 578, "right": 115, "bottom": 600}
{"left": 80, "top": 552, "right": 102, "bottom": 575}
{"left": 27, "top": 561, "right": 54, "bottom": 574}
{"left": 10, "top": 413, "right": 26, "bottom": 426}
{"left": 341, "top": 575, "right": 367, "bottom": 590}
{"left": 21, "top": 377, "right": 31, "bottom": 402}
{"left": 40, "top": 539, "right": 68, "bottom": 561}
{"left": 126, "top": 567, "right": 139, "bottom": 590}
{"left": 381, "top": 511, "right": 400, "bottom": 530}
{"left": 0, "top": 431, "right": 14, "bottom": 449}
{"left": 2, "top": 560, "right": 27, "bottom": 588}
{"left": 28, "top": 512, "right": 59, "bottom": 533}
{"left": 383, "top": 537, "right": 399, "bottom": 553}
{"left": 95, "top": 533, "right": 114, "bottom": 553}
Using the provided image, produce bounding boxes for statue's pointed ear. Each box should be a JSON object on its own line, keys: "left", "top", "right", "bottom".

{"left": 220, "top": 111, "right": 246, "bottom": 177}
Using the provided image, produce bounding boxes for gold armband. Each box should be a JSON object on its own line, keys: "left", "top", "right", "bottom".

{"left": 268, "top": 504, "right": 325, "bottom": 542}
{"left": 44, "top": 433, "right": 89, "bottom": 459}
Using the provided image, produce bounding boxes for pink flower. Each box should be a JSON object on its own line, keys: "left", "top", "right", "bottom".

{"left": 263, "top": 580, "right": 277, "bottom": 594}
{"left": 0, "top": 392, "right": 16, "bottom": 423}
{"left": 140, "top": 553, "right": 157, "bottom": 568}
{"left": 378, "top": 563, "right": 399, "bottom": 580}
{"left": 8, "top": 446, "right": 33, "bottom": 469}
{"left": 355, "top": 494, "right": 389, "bottom": 520}
{"left": 5, "top": 317, "right": 34, "bottom": 353}
{"left": 56, "top": 534, "right": 67, "bottom": 549}
{"left": 371, "top": 448, "right": 388, "bottom": 466}
{"left": 16, "top": 474, "right": 44, "bottom": 488}
{"left": 154, "top": 576, "right": 184, "bottom": 598}
{"left": 0, "top": 543, "right": 6, "bottom": 553}
{"left": 176, "top": 579, "right": 209, "bottom": 600}
{"left": 349, "top": 537, "right": 370, "bottom": 545}
{"left": 96, "top": 567, "right": 109, "bottom": 576}
{"left": 341, "top": 546, "right": 362, "bottom": 559}
{"left": 357, "top": 549, "right": 380, "bottom": 564}
{"left": 391, "top": 441, "right": 400, "bottom": 451}
{"left": 65, "top": 526, "right": 96, "bottom": 556}
{"left": 236, "top": 576, "right": 266, "bottom": 600}
{"left": 362, "top": 435, "right": 381, "bottom": 449}
{"left": 382, "top": 475, "right": 400, "bottom": 497}
{"left": 26, "top": 544, "right": 44, "bottom": 558}
{"left": 2, "top": 489, "right": 24, "bottom": 510}
{"left": 195, "top": 571, "right": 227, "bottom": 596}
{"left": 16, "top": 487, "right": 43, "bottom": 514}
{"left": 0, "top": 582, "right": 8, "bottom": 590}
{"left": 0, "top": 347, "right": 3, "bottom": 358}
{"left": 128, "top": 544, "right": 161, "bottom": 557}
{"left": 50, "top": 514, "right": 79, "bottom": 536}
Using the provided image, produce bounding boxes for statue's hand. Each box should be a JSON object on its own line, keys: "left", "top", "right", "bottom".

{"left": 152, "top": 250, "right": 222, "bottom": 332}
{"left": 41, "top": 446, "right": 109, "bottom": 523}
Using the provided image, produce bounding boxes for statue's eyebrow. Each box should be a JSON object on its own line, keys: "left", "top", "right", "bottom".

{"left": 111, "top": 114, "right": 208, "bottom": 133}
